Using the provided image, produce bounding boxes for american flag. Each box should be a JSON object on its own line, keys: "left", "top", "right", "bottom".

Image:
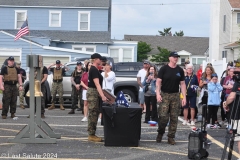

{"left": 14, "top": 19, "right": 29, "bottom": 41}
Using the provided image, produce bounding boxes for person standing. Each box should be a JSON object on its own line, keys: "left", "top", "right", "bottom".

{"left": 16, "top": 61, "right": 26, "bottom": 109}
{"left": 137, "top": 60, "right": 150, "bottom": 112}
{"left": 47, "top": 60, "right": 68, "bottom": 110}
{"left": 197, "top": 64, "right": 202, "bottom": 83}
{"left": 87, "top": 53, "right": 107, "bottom": 142}
{"left": 101, "top": 61, "right": 115, "bottom": 95}
{"left": 68, "top": 61, "right": 83, "bottom": 114}
{"left": 80, "top": 61, "right": 92, "bottom": 122}
{"left": 207, "top": 73, "right": 222, "bottom": 129}
{"left": 0, "top": 56, "right": 23, "bottom": 119}
{"left": 142, "top": 65, "right": 158, "bottom": 123}
{"left": 182, "top": 64, "right": 199, "bottom": 126}
{"left": 156, "top": 52, "right": 186, "bottom": 145}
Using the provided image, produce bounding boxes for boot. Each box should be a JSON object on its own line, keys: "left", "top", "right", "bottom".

{"left": 2, "top": 115, "right": 6, "bottom": 119}
{"left": 168, "top": 138, "right": 176, "bottom": 145}
{"left": 88, "top": 135, "right": 102, "bottom": 142}
{"left": 60, "top": 104, "right": 65, "bottom": 110}
{"left": 20, "top": 105, "right": 25, "bottom": 109}
{"left": 41, "top": 114, "right": 45, "bottom": 118}
{"left": 156, "top": 133, "right": 163, "bottom": 143}
{"left": 68, "top": 109, "right": 75, "bottom": 114}
{"left": 11, "top": 113, "right": 16, "bottom": 118}
{"left": 48, "top": 103, "right": 55, "bottom": 110}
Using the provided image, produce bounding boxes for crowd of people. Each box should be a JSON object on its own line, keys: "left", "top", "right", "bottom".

{"left": 1, "top": 53, "right": 240, "bottom": 154}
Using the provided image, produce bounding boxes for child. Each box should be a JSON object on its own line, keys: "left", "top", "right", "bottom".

{"left": 207, "top": 73, "right": 223, "bottom": 129}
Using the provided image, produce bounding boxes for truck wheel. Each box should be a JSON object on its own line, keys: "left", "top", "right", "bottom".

{"left": 120, "top": 89, "right": 136, "bottom": 103}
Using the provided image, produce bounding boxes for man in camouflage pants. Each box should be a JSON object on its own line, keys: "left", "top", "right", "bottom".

{"left": 47, "top": 60, "right": 68, "bottom": 110}
{"left": 0, "top": 56, "right": 23, "bottom": 119}
{"left": 156, "top": 52, "right": 186, "bottom": 145}
{"left": 16, "top": 61, "right": 26, "bottom": 109}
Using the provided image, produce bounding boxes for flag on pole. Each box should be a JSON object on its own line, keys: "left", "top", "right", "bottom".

{"left": 14, "top": 19, "right": 29, "bottom": 41}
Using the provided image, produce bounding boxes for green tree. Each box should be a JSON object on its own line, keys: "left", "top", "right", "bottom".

{"left": 137, "top": 41, "right": 152, "bottom": 62}
{"left": 150, "top": 47, "right": 171, "bottom": 62}
{"left": 173, "top": 30, "right": 184, "bottom": 36}
{"left": 158, "top": 27, "right": 172, "bottom": 36}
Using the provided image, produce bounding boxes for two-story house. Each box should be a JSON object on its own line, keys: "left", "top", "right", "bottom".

{"left": 0, "top": 0, "right": 138, "bottom": 69}
{"left": 124, "top": 35, "right": 209, "bottom": 65}
{"left": 209, "top": 0, "right": 240, "bottom": 61}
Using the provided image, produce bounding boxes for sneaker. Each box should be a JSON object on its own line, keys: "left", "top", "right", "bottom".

{"left": 190, "top": 121, "right": 195, "bottom": 126}
{"left": 98, "top": 118, "right": 101, "bottom": 123}
{"left": 210, "top": 124, "right": 217, "bottom": 129}
{"left": 216, "top": 122, "right": 222, "bottom": 128}
{"left": 156, "top": 134, "right": 163, "bottom": 143}
{"left": 182, "top": 120, "right": 187, "bottom": 125}
{"left": 81, "top": 117, "right": 88, "bottom": 122}
{"left": 88, "top": 135, "right": 102, "bottom": 142}
{"left": 206, "top": 124, "right": 211, "bottom": 128}
{"left": 168, "top": 138, "right": 176, "bottom": 145}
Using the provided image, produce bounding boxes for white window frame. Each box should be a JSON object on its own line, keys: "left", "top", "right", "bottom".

{"left": 237, "top": 12, "right": 240, "bottom": 24}
{"left": 78, "top": 11, "right": 91, "bottom": 31}
{"left": 15, "top": 10, "right": 27, "bottom": 29}
{"left": 191, "top": 57, "right": 206, "bottom": 64}
{"left": 223, "top": 15, "right": 226, "bottom": 32}
{"left": 49, "top": 10, "right": 62, "bottom": 27}
{"left": 72, "top": 45, "right": 96, "bottom": 52}
{"left": 108, "top": 46, "right": 134, "bottom": 62}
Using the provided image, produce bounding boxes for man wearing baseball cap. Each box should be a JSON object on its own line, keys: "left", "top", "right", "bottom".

{"left": 15, "top": 61, "right": 26, "bottom": 109}
{"left": 69, "top": 61, "right": 83, "bottom": 114}
{"left": 0, "top": 56, "right": 23, "bottom": 119}
{"left": 47, "top": 60, "right": 69, "bottom": 110}
{"left": 137, "top": 60, "right": 150, "bottom": 113}
{"left": 156, "top": 51, "right": 186, "bottom": 145}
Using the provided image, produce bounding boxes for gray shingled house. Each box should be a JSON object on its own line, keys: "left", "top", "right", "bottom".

{"left": 124, "top": 35, "right": 209, "bottom": 65}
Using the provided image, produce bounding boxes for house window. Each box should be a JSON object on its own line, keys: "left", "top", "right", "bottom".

{"left": 223, "top": 15, "right": 226, "bottom": 31}
{"left": 237, "top": 13, "right": 240, "bottom": 24}
{"left": 123, "top": 49, "right": 132, "bottom": 62}
{"left": 72, "top": 45, "right": 96, "bottom": 52}
{"left": 222, "top": 51, "right": 227, "bottom": 58}
{"left": 109, "top": 49, "right": 119, "bottom": 63}
{"left": 49, "top": 11, "right": 61, "bottom": 27}
{"left": 181, "top": 58, "right": 185, "bottom": 64}
{"left": 109, "top": 47, "right": 134, "bottom": 62}
{"left": 192, "top": 58, "right": 205, "bottom": 64}
{"left": 15, "top": 10, "right": 27, "bottom": 29}
{"left": 78, "top": 11, "right": 90, "bottom": 31}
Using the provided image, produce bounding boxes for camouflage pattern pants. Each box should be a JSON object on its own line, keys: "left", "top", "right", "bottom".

{"left": 17, "top": 83, "right": 25, "bottom": 106}
{"left": 51, "top": 82, "right": 63, "bottom": 104}
{"left": 2, "top": 84, "right": 18, "bottom": 116}
{"left": 157, "top": 92, "right": 180, "bottom": 138}
{"left": 71, "top": 85, "right": 82, "bottom": 109}
{"left": 40, "top": 83, "right": 46, "bottom": 114}
{"left": 87, "top": 88, "right": 100, "bottom": 135}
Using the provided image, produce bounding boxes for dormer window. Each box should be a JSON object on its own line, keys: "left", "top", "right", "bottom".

{"left": 49, "top": 11, "right": 61, "bottom": 27}
{"left": 15, "top": 10, "right": 27, "bottom": 29}
{"left": 78, "top": 11, "right": 90, "bottom": 31}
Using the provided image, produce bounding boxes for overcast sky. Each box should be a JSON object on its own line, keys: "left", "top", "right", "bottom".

{"left": 111, "top": 0, "right": 211, "bottom": 40}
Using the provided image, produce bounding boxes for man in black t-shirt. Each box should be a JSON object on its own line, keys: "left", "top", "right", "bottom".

{"left": 0, "top": 56, "right": 23, "bottom": 119}
{"left": 156, "top": 52, "right": 186, "bottom": 145}
{"left": 16, "top": 61, "right": 26, "bottom": 109}
{"left": 47, "top": 60, "right": 68, "bottom": 110}
{"left": 224, "top": 62, "right": 240, "bottom": 154}
{"left": 68, "top": 61, "right": 83, "bottom": 114}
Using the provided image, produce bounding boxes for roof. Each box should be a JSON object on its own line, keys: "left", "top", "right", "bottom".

{"left": 124, "top": 35, "right": 209, "bottom": 55}
{"left": 0, "top": 0, "right": 110, "bottom": 8}
{"left": 224, "top": 42, "right": 240, "bottom": 49}
{"left": 2, "top": 30, "right": 112, "bottom": 43}
{"left": 228, "top": 0, "right": 240, "bottom": 8}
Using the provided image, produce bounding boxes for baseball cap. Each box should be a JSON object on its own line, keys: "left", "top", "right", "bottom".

{"left": 169, "top": 52, "right": 180, "bottom": 57}
{"left": 143, "top": 60, "right": 150, "bottom": 64}
{"left": 227, "top": 61, "right": 233, "bottom": 67}
{"left": 16, "top": 61, "right": 21, "bottom": 65}
{"left": 211, "top": 73, "right": 218, "bottom": 78}
{"left": 77, "top": 61, "right": 82, "bottom": 65}
{"left": 56, "top": 60, "right": 61, "bottom": 64}
{"left": 105, "top": 60, "right": 112, "bottom": 66}
{"left": 8, "top": 56, "right": 14, "bottom": 61}
{"left": 101, "top": 56, "right": 107, "bottom": 61}
{"left": 91, "top": 53, "right": 102, "bottom": 59}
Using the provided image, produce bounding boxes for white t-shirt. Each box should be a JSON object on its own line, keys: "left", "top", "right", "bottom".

{"left": 137, "top": 68, "right": 147, "bottom": 92}
{"left": 101, "top": 71, "right": 116, "bottom": 94}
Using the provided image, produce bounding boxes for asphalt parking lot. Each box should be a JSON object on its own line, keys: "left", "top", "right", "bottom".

{"left": 0, "top": 105, "right": 239, "bottom": 160}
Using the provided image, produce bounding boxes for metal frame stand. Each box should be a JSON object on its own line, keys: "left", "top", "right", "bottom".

{"left": 8, "top": 55, "right": 61, "bottom": 143}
